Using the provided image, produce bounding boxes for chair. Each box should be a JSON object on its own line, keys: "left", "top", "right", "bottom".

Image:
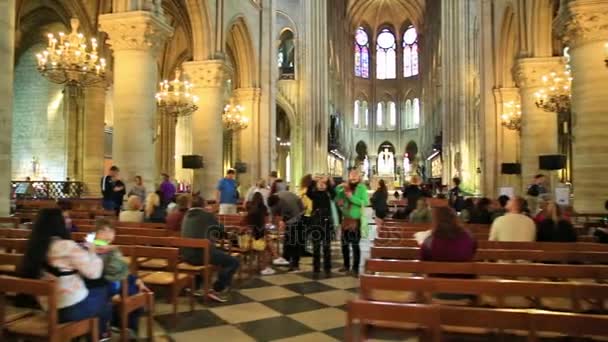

{"left": 0, "top": 276, "right": 99, "bottom": 342}
{"left": 170, "top": 238, "right": 212, "bottom": 301}
{"left": 132, "top": 246, "right": 195, "bottom": 321}
{"left": 0, "top": 253, "right": 23, "bottom": 276}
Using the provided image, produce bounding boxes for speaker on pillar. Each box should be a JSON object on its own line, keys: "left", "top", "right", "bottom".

{"left": 501, "top": 163, "right": 521, "bottom": 175}
{"left": 182, "top": 155, "right": 204, "bottom": 169}
{"left": 234, "top": 162, "right": 247, "bottom": 173}
{"left": 539, "top": 154, "right": 566, "bottom": 170}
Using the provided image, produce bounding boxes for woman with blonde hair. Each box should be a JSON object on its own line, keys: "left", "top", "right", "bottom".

{"left": 536, "top": 201, "right": 577, "bottom": 242}
{"left": 144, "top": 192, "right": 166, "bottom": 223}
{"left": 119, "top": 195, "right": 144, "bottom": 223}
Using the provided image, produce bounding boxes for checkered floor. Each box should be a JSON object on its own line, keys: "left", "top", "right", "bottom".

{"left": 146, "top": 242, "right": 365, "bottom": 342}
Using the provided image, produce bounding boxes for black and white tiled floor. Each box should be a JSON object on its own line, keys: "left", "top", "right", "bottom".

{"left": 148, "top": 243, "right": 363, "bottom": 342}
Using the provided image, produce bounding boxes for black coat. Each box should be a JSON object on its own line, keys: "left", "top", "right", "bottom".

{"left": 536, "top": 219, "right": 577, "bottom": 242}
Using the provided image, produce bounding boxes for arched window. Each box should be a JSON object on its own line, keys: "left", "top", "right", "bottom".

{"left": 403, "top": 99, "right": 412, "bottom": 129}
{"left": 363, "top": 101, "right": 369, "bottom": 127}
{"left": 403, "top": 99, "right": 420, "bottom": 129}
{"left": 354, "top": 100, "right": 360, "bottom": 127}
{"left": 354, "top": 27, "right": 370, "bottom": 78}
{"left": 403, "top": 26, "right": 419, "bottom": 78}
{"left": 413, "top": 98, "right": 420, "bottom": 128}
{"left": 376, "top": 28, "right": 396, "bottom": 80}
{"left": 376, "top": 102, "right": 384, "bottom": 127}
{"left": 278, "top": 30, "right": 295, "bottom": 79}
{"left": 388, "top": 101, "right": 397, "bottom": 129}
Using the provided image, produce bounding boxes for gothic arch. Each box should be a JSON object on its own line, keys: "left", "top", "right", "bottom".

{"left": 276, "top": 91, "right": 297, "bottom": 128}
{"left": 276, "top": 11, "right": 298, "bottom": 39}
{"left": 225, "top": 16, "right": 258, "bottom": 88}
{"left": 498, "top": 5, "right": 518, "bottom": 87}
{"left": 185, "top": 0, "right": 212, "bottom": 60}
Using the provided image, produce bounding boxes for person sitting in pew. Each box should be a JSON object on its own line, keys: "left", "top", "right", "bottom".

{"left": 469, "top": 197, "right": 493, "bottom": 224}
{"left": 119, "top": 195, "right": 144, "bottom": 223}
{"left": 19, "top": 208, "right": 111, "bottom": 339}
{"left": 490, "top": 195, "right": 510, "bottom": 222}
{"left": 536, "top": 201, "right": 577, "bottom": 242}
{"left": 166, "top": 194, "right": 191, "bottom": 233}
{"left": 421, "top": 206, "right": 477, "bottom": 263}
{"left": 489, "top": 196, "right": 536, "bottom": 242}
{"left": 144, "top": 192, "right": 166, "bottom": 223}
{"left": 409, "top": 198, "right": 431, "bottom": 224}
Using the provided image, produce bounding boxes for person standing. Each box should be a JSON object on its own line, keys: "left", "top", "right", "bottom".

{"left": 307, "top": 176, "right": 336, "bottom": 277}
{"left": 526, "top": 174, "right": 547, "bottom": 215}
{"left": 112, "top": 176, "right": 126, "bottom": 215}
{"left": 159, "top": 173, "right": 176, "bottom": 208}
{"left": 335, "top": 169, "right": 369, "bottom": 276}
{"left": 101, "top": 166, "right": 123, "bottom": 211}
{"left": 127, "top": 175, "right": 147, "bottom": 202}
{"left": 489, "top": 196, "right": 536, "bottom": 241}
{"left": 370, "top": 179, "right": 388, "bottom": 230}
{"left": 216, "top": 169, "right": 239, "bottom": 215}
{"left": 268, "top": 190, "right": 305, "bottom": 272}
{"left": 402, "top": 175, "right": 429, "bottom": 217}
{"left": 448, "top": 177, "right": 465, "bottom": 212}
{"left": 299, "top": 175, "right": 314, "bottom": 257}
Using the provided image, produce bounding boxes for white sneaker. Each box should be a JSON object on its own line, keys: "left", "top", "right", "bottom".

{"left": 273, "top": 257, "right": 290, "bottom": 266}
{"left": 260, "top": 267, "right": 276, "bottom": 276}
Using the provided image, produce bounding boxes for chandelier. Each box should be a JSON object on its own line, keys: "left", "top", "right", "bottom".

{"left": 222, "top": 102, "right": 249, "bottom": 131}
{"left": 35, "top": 18, "right": 106, "bottom": 87}
{"left": 155, "top": 69, "right": 199, "bottom": 119}
{"left": 534, "top": 68, "right": 572, "bottom": 113}
{"left": 501, "top": 101, "right": 522, "bottom": 131}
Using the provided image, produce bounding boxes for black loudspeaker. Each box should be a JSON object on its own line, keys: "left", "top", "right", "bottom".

{"left": 539, "top": 154, "right": 566, "bottom": 170}
{"left": 501, "top": 163, "right": 522, "bottom": 175}
{"left": 182, "top": 155, "right": 203, "bottom": 169}
{"left": 234, "top": 162, "right": 247, "bottom": 173}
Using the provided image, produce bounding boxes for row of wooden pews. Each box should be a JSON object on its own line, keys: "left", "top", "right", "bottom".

{"left": 345, "top": 220, "right": 608, "bottom": 341}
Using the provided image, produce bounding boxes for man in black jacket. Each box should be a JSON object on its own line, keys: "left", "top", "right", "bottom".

{"left": 101, "top": 166, "right": 123, "bottom": 211}
{"left": 181, "top": 195, "right": 239, "bottom": 302}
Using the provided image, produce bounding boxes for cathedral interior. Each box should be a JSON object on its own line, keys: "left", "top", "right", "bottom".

{"left": 1, "top": 0, "right": 608, "bottom": 341}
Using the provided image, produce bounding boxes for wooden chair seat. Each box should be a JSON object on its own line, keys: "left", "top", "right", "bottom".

{"left": 4, "top": 312, "right": 95, "bottom": 340}
{"left": 139, "top": 258, "right": 168, "bottom": 269}
{"left": 369, "top": 289, "right": 415, "bottom": 303}
{"left": 0, "top": 264, "right": 16, "bottom": 273}
{"left": 141, "top": 271, "right": 189, "bottom": 285}
{"left": 177, "top": 262, "right": 211, "bottom": 271}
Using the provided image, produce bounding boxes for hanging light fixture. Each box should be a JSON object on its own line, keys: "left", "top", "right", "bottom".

{"left": 35, "top": 18, "right": 106, "bottom": 87}
{"left": 222, "top": 101, "right": 249, "bottom": 131}
{"left": 534, "top": 67, "right": 572, "bottom": 113}
{"left": 155, "top": 68, "right": 199, "bottom": 119}
{"left": 501, "top": 101, "right": 522, "bottom": 131}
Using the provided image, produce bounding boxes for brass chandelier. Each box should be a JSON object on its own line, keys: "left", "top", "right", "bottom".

{"left": 155, "top": 69, "right": 199, "bottom": 119}
{"left": 501, "top": 101, "right": 522, "bottom": 131}
{"left": 534, "top": 68, "right": 572, "bottom": 113}
{"left": 222, "top": 102, "right": 249, "bottom": 131}
{"left": 35, "top": 18, "right": 106, "bottom": 87}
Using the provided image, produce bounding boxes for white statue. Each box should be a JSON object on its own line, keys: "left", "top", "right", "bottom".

{"left": 378, "top": 148, "right": 394, "bottom": 175}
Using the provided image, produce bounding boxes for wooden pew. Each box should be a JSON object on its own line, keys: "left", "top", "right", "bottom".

{"left": 0, "top": 229, "right": 31, "bottom": 239}
{"left": 0, "top": 252, "right": 23, "bottom": 275}
{"left": 75, "top": 225, "right": 169, "bottom": 237}
{"left": 365, "top": 259, "right": 608, "bottom": 281}
{"left": 370, "top": 246, "right": 608, "bottom": 263}
{"left": 0, "top": 239, "right": 28, "bottom": 254}
{"left": 377, "top": 230, "right": 490, "bottom": 240}
{"left": 346, "top": 299, "right": 608, "bottom": 342}
{"left": 0, "top": 218, "right": 19, "bottom": 229}
{"left": 373, "top": 238, "right": 608, "bottom": 251}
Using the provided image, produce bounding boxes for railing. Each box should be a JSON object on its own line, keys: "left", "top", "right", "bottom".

{"left": 11, "top": 181, "right": 84, "bottom": 199}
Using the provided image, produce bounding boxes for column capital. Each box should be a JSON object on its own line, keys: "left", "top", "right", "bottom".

{"left": 233, "top": 87, "right": 262, "bottom": 104}
{"left": 182, "top": 60, "right": 234, "bottom": 89}
{"left": 493, "top": 87, "right": 520, "bottom": 104}
{"left": 514, "top": 57, "right": 567, "bottom": 89}
{"left": 555, "top": 0, "right": 608, "bottom": 48}
{"left": 99, "top": 11, "right": 173, "bottom": 55}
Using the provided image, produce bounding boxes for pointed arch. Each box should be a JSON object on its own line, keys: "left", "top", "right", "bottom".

{"left": 225, "top": 16, "right": 258, "bottom": 88}
{"left": 185, "top": 0, "right": 212, "bottom": 60}
{"left": 498, "top": 5, "right": 518, "bottom": 87}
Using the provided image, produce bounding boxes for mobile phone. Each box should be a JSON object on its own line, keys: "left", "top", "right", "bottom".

{"left": 85, "top": 233, "right": 96, "bottom": 243}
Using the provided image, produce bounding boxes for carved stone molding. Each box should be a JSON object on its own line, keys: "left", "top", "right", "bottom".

{"left": 99, "top": 11, "right": 173, "bottom": 55}
{"left": 182, "top": 60, "right": 234, "bottom": 89}
{"left": 514, "top": 57, "right": 567, "bottom": 89}
{"left": 556, "top": 0, "right": 608, "bottom": 48}
{"left": 233, "top": 87, "right": 262, "bottom": 104}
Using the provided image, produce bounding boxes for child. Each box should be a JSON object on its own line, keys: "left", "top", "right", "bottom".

{"left": 242, "top": 192, "right": 280, "bottom": 275}
{"left": 93, "top": 219, "right": 149, "bottom": 336}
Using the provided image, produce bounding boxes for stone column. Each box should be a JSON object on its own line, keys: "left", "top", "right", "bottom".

{"left": 515, "top": 57, "right": 563, "bottom": 192}
{"left": 259, "top": 0, "right": 277, "bottom": 177}
{"left": 234, "top": 87, "right": 262, "bottom": 190}
{"left": 493, "top": 87, "right": 522, "bottom": 193}
{"left": 558, "top": 1, "right": 608, "bottom": 213}
{"left": 100, "top": 11, "right": 173, "bottom": 191}
{"left": 82, "top": 85, "right": 107, "bottom": 195}
{"left": 174, "top": 115, "right": 193, "bottom": 185}
{"left": 182, "top": 60, "right": 232, "bottom": 200}
{"left": 0, "top": 0, "right": 15, "bottom": 215}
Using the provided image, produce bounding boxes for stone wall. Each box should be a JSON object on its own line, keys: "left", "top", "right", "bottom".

{"left": 12, "top": 44, "right": 67, "bottom": 181}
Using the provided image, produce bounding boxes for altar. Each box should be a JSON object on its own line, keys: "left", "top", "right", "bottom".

{"left": 371, "top": 148, "right": 397, "bottom": 190}
{"left": 371, "top": 175, "right": 396, "bottom": 190}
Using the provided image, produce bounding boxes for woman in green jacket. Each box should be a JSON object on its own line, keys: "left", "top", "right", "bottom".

{"left": 335, "top": 169, "right": 369, "bottom": 276}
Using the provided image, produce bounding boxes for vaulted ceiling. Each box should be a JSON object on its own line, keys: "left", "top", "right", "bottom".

{"left": 347, "top": 0, "right": 425, "bottom": 32}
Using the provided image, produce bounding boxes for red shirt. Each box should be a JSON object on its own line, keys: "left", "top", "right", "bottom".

{"left": 166, "top": 210, "right": 187, "bottom": 232}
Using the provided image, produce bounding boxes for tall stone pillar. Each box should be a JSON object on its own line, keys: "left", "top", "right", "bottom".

{"left": 82, "top": 86, "right": 107, "bottom": 195}
{"left": 100, "top": 11, "right": 173, "bottom": 191}
{"left": 0, "top": 0, "right": 15, "bottom": 215}
{"left": 515, "top": 57, "right": 563, "bottom": 192}
{"left": 259, "top": 0, "right": 277, "bottom": 177}
{"left": 174, "top": 115, "right": 193, "bottom": 185}
{"left": 493, "top": 87, "right": 522, "bottom": 193}
{"left": 182, "top": 60, "right": 232, "bottom": 200}
{"left": 558, "top": 1, "right": 608, "bottom": 213}
{"left": 234, "top": 87, "right": 262, "bottom": 190}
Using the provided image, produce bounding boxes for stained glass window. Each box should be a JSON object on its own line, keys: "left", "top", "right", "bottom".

{"left": 376, "top": 29, "right": 396, "bottom": 80}
{"left": 388, "top": 101, "right": 397, "bottom": 128}
{"left": 403, "top": 26, "right": 419, "bottom": 78}
{"left": 354, "top": 28, "right": 370, "bottom": 78}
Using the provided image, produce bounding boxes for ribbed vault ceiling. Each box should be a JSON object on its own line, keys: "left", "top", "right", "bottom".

{"left": 347, "top": 0, "right": 425, "bottom": 31}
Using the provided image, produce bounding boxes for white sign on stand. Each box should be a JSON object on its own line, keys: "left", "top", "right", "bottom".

{"left": 555, "top": 186, "right": 570, "bottom": 206}
{"left": 498, "top": 187, "right": 515, "bottom": 199}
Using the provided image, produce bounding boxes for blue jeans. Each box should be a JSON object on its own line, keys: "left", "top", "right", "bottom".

{"left": 102, "top": 199, "right": 115, "bottom": 211}
{"left": 58, "top": 286, "right": 111, "bottom": 338}
{"left": 210, "top": 249, "right": 239, "bottom": 292}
